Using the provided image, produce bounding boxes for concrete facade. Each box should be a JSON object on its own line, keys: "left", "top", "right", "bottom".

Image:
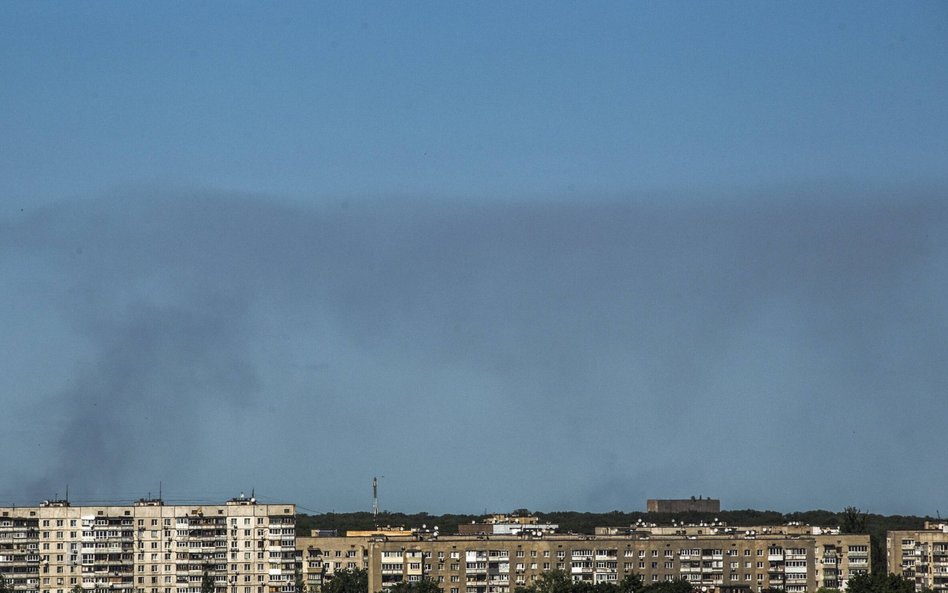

{"left": 299, "top": 524, "right": 869, "bottom": 593}
{"left": 0, "top": 499, "right": 295, "bottom": 593}
{"left": 887, "top": 523, "right": 948, "bottom": 592}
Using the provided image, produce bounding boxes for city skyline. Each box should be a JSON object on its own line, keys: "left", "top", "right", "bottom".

{"left": 2, "top": 3, "right": 948, "bottom": 517}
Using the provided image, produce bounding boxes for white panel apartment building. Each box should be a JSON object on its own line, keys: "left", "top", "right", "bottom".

{"left": 0, "top": 498, "right": 296, "bottom": 593}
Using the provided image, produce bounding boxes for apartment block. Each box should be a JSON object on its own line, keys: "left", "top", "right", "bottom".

{"left": 888, "top": 523, "right": 948, "bottom": 592}
{"left": 298, "top": 523, "right": 869, "bottom": 593}
{"left": 0, "top": 498, "right": 296, "bottom": 593}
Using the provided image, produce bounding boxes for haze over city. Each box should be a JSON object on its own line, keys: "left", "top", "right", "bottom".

{"left": 1, "top": 2, "right": 947, "bottom": 516}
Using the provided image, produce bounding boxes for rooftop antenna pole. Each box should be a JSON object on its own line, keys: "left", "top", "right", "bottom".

{"left": 65, "top": 485, "right": 68, "bottom": 503}
{"left": 159, "top": 482, "right": 162, "bottom": 501}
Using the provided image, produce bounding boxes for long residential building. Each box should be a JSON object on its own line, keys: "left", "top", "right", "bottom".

{"left": 0, "top": 497, "right": 296, "bottom": 593}
{"left": 887, "top": 522, "right": 948, "bottom": 593}
{"left": 298, "top": 523, "right": 870, "bottom": 593}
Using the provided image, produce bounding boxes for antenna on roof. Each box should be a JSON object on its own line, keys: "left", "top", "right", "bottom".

{"left": 159, "top": 482, "right": 162, "bottom": 501}
{"left": 65, "top": 485, "right": 69, "bottom": 503}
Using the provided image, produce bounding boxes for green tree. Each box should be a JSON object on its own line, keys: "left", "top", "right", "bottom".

{"left": 323, "top": 569, "right": 368, "bottom": 593}
{"left": 201, "top": 566, "right": 215, "bottom": 593}
{"left": 69, "top": 585, "right": 84, "bottom": 593}
{"left": 294, "top": 566, "right": 306, "bottom": 593}
{"left": 516, "top": 570, "right": 573, "bottom": 593}
{"left": 385, "top": 578, "right": 442, "bottom": 593}
{"left": 639, "top": 578, "right": 693, "bottom": 593}
{"left": 0, "top": 574, "right": 11, "bottom": 593}
{"left": 847, "top": 573, "right": 915, "bottom": 593}
{"left": 841, "top": 507, "right": 869, "bottom": 534}
{"left": 617, "top": 574, "right": 643, "bottom": 593}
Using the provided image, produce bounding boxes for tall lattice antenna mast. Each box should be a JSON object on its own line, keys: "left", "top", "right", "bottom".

{"left": 372, "top": 476, "right": 385, "bottom": 521}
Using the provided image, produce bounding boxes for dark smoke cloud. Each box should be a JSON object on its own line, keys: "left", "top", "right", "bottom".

{"left": 1, "top": 187, "right": 946, "bottom": 513}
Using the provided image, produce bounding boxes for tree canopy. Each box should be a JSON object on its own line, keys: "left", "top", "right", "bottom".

{"left": 386, "top": 578, "right": 443, "bottom": 593}
{"left": 514, "top": 570, "right": 688, "bottom": 593}
{"left": 323, "top": 569, "right": 369, "bottom": 593}
{"left": 846, "top": 573, "right": 925, "bottom": 593}
{"left": 201, "top": 567, "right": 215, "bottom": 593}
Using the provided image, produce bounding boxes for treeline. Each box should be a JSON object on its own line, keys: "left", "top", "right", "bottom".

{"left": 297, "top": 508, "right": 930, "bottom": 538}
{"left": 297, "top": 507, "right": 934, "bottom": 574}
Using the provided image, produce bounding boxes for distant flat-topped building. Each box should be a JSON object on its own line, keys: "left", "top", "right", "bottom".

{"left": 458, "top": 513, "right": 559, "bottom": 536}
{"left": 647, "top": 496, "right": 721, "bottom": 513}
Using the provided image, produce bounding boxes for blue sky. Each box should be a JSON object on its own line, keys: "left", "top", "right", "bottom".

{"left": 1, "top": 2, "right": 947, "bottom": 515}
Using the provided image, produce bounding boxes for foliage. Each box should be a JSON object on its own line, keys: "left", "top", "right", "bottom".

{"left": 515, "top": 570, "right": 573, "bottom": 593}
{"left": 0, "top": 574, "right": 11, "bottom": 593}
{"left": 639, "top": 578, "right": 693, "bottom": 593}
{"left": 617, "top": 574, "right": 644, "bottom": 593}
{"left": 514, "top": 570, "right": 685, "bottom": 593}
{"left": 295, "top": 566, "right": 306, "bottom": 593}
{"left": 842, "top": 508, "right": 869, "bottom": 534}
{"left": 201, "top": 567, "right": 215, "bottom": 593}
{"left": 385, "top": 578, "right": 443, "bottom": 593}
{"left": 846, "top": 573, "right": 918, "bottom": 593}
{"left": 815, "top": 588, "right": 839, "bottom": 593}
{"left": 323, "top": 569, "right": 369, "bottom": 593}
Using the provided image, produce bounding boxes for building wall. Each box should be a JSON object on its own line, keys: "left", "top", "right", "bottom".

{"left": 646, "top": 500, "right": 721, "bottom": 514}
{"left": 888, "top": 524, "right": 948, "bottom": 592}
{"left": 0, "top": 500, "right": 295, "bottom": 593}
{"left": 298, "top": 531, "right": 869, "bottom": 593}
